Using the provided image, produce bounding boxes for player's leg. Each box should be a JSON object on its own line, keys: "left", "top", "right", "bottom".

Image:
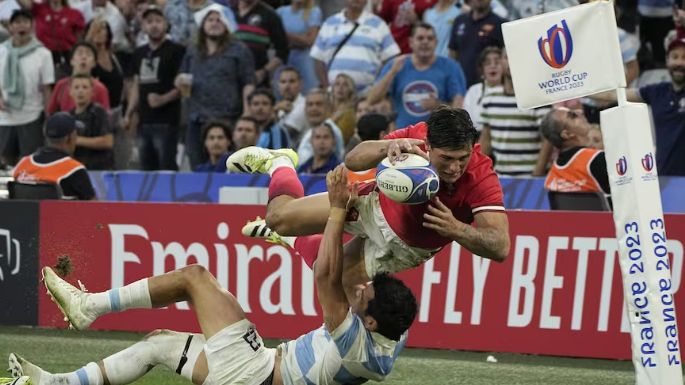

{"left": 227, "top": 145, "right": 330, "bottom": 235}
{"left": 9, "top": 330, "right": 208, "bottom": 385}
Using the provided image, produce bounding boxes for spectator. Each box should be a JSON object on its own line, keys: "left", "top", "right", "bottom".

{"left": 330, "top": 73, "right": 357, "bottom": 144}
{"left": 47, "top": 41, "right": 111, "bottom": 115}
{"left": 423, "top": 0, "right": 462, "bottom": 58}
{"left": 368, "top": 22, "right": 466, "bottom": 127}
{"left": 344, "top": 111, "right": 391, "bottom": 155}
{"left": 276, "top": 0, "right": 322, "bottom": 93}
{"left": 125, "top": 5, "right": 185, "bottom": 171}
{"left": 73, "top": 0, "right": 128, "bottom": 52}
{"left": 297, "top": 123, "right": 340, "bottom": 174}
{"left": 249, "top": 88, "right": 291, "bottom": 149}
{"left": 507, "top": 0, "right": 576, "bottom": 20}
{"left": 463, "top": 46, "right": 502, "bottom": 132}
{"left": 12, "top": 112, "right": 96, "bottom": 200}
{"left": 377, "top": 0, "right": 436, "bottom": 54}
{"left": 86, "top": 19, "right": 124, "bottom": 112}
{"left": 165, "top": 0, "right": 234, "bottom": 46}
{"left": 638, "top": 0, "right": 675, "bottom": 69}
{"left": 591, "top": 36, "right": 685, "bottom": 176}
{"left": 195, "top": 120, "right": 232, "bottom": 172}
{"left": 0, "top": 10, "right": 53, "bottom": 166}
{"left": 177, "top": 6, "right": 255, "bottom": 168}
{"left": 311, "top": 0, "right": 400, "bottom": 94}
{"left": 233, "top": 0, "right": 288, "bottom": 87}
{"left": 297, "top": 88, "right": 345, "bottom": 164}
{"left": 274, "top": 66, "right": 307, "bottom": 142}
{"left": 17, "top": 0, "right": 84, "bottom": 79}
{"left": 85, "top": 19, "right": 128, "bottom": 169}
{"left": 448, "top": 0, "right": 506, "bottom": 87}
{"left": 541, "top": 107, "right": 609, "bottom": 194}
{"left": 232, "top": 115, "right": 259, "bottom": 150}
{"left": 69, "top": 73, "right": 114, "bottom": 170}
{"left": 479, "top": 48, "right": 551, "bottom": 176}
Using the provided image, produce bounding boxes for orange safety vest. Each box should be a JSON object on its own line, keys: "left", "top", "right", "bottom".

{"left": 347, "top": 168, "right": 376, "bottom": 184}
{"left": 545, "top": 148, "right": 603, "bottom": 192}
{"left": 13, "top": 153, "right": 85, "bottom": 186}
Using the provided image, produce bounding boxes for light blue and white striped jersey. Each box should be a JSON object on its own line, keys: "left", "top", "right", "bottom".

{"left": 638, "top": 0, "right": 674, "bottom": 17}
{"left": 310, "top": 10, "right": 400, "bottom": 96}
{"left": 279, "top": 310, "right": 407, "bottom": 385}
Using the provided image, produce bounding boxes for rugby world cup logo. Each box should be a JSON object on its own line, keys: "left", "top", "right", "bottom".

{"left": 641, "top": 153, "right": 654, "bottom": 172}
{"left": 616, "top": 156, "right": 628, "bottom": 176}
{"left": 538, "top": 20, "right": 574, "bottom": 69}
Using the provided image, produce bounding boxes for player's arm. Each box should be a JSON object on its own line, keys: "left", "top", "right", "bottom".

{"left": 315, "top": 165, "right": 353, "bottom": 333}
{"left": 423, "top": 198, "right": 510, "bottom": 262}
{"left": 344, "top": 138, "right": 427, "bottom": 170}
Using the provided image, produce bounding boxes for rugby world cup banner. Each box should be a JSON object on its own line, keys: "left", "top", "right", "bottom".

{"left": 36, "top": 202, "right": 685, "bottom": 360}
{"left": 501, "top": 1, "right": 625, "bottom": 109}
{"left": 602, "top": 104, "right": 683, "bottom": 383}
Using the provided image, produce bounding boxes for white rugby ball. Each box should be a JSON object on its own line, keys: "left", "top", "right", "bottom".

{"left": 375, "top": 154, "right": 440, "bottom": 204}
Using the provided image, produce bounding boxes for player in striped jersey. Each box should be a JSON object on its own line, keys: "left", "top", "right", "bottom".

{"left": 9, "top": 166, "right": 417, "bottom": 385}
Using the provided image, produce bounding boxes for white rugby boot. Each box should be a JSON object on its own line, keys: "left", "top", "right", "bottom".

{"left": 42, "top": 267, "right": 96, "bottom": 330}
{"left": 226, "top": 146, "right": 298, "bottom": 174}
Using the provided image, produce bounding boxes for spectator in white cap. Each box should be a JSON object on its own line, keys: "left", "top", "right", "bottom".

{"left": 165, "top": 0, "right": 235, "bottom": 46}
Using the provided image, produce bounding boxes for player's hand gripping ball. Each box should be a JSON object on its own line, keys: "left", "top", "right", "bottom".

{"left": 376, "top": 153, "right": 440, "bottom": 204}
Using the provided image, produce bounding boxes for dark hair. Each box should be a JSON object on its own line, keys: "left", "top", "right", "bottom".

{"left": 70, "top": 73, "right": 94, "bottom": 84}
{"left": 9, "top": 9, "right": 33, "bottom": 23}
{"left": 70, "top": 41, "right": 97, "bottom": 61}
{"left": 248, "top": 88, "right": 275, "bottom": 105}
{"left": 86, "top": 19, "right": 113, "bottom": 50}
{"left": 197, "top": 11, "right": 231, "bottom": 57}
{"left": 279, "top": 66, "right": 301, "bottom": 80}
{"left": 201, "top": 120, "right": 234, "bottom": 153}
{"left": 410, "top": 21, "right": 435, "bottom": 37}
{"left": 540, "top": 110, "right": 565, "bottom": 149}
{"left": 426, "top": 105, "right": 478, "bottom": 150}
{"left": 366, "top": 273, "right": 417, "bottom": 341}
{"left": 236, "top": 115, "right": 259, "bottom": 129}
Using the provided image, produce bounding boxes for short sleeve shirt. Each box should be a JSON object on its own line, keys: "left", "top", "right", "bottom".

{"left": 378, "top": 122, "right": 505, "bottom": 249}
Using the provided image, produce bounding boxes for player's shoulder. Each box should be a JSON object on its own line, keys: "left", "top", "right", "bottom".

{"left": 463, "top": 145, "right": 499, "bottom": 184}
{"left": 384, "top": 122, "right": 428, "bottom": 140}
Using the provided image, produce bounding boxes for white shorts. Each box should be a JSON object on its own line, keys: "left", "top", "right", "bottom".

{"left": 344, "top": 191, "right": 439, "bottom": 277}
{"left": 203, "top": 319, "right": 276, "bottom": 385}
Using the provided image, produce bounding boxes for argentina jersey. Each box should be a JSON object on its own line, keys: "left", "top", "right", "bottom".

{"left": 279, "top": 310, "right": 407, "bottom": 385}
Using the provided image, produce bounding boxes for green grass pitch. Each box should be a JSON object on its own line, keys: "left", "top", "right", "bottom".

{"left": 0, "top": 325, "right": 646, "bottom": 384}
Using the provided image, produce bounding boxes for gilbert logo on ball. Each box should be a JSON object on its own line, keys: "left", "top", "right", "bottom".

{"left": 375, "top": 154, "right": 439, "bottom": 204}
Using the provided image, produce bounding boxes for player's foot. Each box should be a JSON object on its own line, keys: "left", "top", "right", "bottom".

{"left": 226, "top": 146, "right": 298, "bottom": 174}
{"left": 242, "top": 217, "right": 289, "bottom": 247}
{"left": 42, "top": 267, "right": 96, "bottom": 330}
{"left": 0, "top": 376, "right": 32, "bottom": 385}
{"left": 8, "top": 353, "right": 43, "bottom": 384}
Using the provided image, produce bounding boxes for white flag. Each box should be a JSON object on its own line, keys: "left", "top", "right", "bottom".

{"left": 502, "top": 1, "right": 625, "bottom": 109}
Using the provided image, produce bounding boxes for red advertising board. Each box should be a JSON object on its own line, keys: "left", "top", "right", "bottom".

{"left": 38, "top": 201, "right": 685, "bottom": 360}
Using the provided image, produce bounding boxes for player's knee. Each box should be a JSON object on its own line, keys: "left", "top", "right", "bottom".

{"left": 265, "top": 210, "right": 289, "bottom": 234}
{"left": 180, "top": 264, "right": 210, "bottom": 285}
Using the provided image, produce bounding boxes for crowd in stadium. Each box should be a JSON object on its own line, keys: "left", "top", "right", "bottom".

{"left": 0, "top": 0, "right": 684, "bottom": 197}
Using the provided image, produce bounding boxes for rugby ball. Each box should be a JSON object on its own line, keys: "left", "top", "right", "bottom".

{"left": 375, "top": 154, "right": 440, "bottom": 204}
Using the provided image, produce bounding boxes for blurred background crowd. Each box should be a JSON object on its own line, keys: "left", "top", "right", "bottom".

{"left": 0, "top": 0, "right": 683, "bottom": 189}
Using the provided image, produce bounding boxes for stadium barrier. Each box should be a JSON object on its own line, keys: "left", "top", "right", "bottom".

{"left": 87, "top": 171, "right": 685, "bottom": 212}
{"left": 25, "top": 201, "right": 683, "bottom": 360}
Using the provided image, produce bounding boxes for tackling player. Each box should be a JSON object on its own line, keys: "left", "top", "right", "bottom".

{"left": 8, "top": 166, "right": 417, "bottom": 385}
{"left": 227, "top": 106, "right": 510, "bottom": 280}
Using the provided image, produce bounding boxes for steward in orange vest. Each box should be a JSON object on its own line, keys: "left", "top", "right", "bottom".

{"left": 540, "top": 108, "right": 610, "bottom": 194}
{"left": 13, "top": 112, "right": 96, "bottom": 200}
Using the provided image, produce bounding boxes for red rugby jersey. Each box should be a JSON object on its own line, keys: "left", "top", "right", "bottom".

{"left": 358, "top": 122, "right": 505, "bottom": 249}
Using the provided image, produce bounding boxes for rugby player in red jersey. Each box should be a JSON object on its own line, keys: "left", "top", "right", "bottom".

{"left": 226, "top": 106, "right": 510, "bottom": 282}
